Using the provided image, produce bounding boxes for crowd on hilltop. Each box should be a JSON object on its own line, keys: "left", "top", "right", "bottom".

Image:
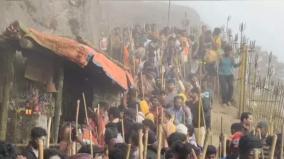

{"left": 0, "top": 24, "right": 283, "bottom": 159}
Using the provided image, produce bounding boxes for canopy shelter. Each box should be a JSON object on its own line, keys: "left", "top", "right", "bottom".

{"left": 0, "top": 21, "right": 133, "bottom": 142}
{"left": 0, "top": 21, "right": 134, "bottom": 90}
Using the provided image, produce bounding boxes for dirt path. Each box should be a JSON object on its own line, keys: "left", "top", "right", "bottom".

{"left": 209, "top": 102, "right": 240, "bottom": 146}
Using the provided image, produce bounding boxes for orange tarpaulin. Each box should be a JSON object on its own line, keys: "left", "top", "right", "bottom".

{"left": 26, "top": 28, "right": 93, "bottom": 67}
{"left": 92, "top": 52, "right": 134, "bottom": 90}
{"left": 14, "top": 22, "right": 133, "bottom": 90}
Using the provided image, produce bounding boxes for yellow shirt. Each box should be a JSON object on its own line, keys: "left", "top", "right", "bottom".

{"left": 213, "top": 36, "right": 222, "bottom": 50}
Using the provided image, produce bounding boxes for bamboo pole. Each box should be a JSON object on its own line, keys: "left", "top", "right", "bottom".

{"left": 75, "top": 99, "right": 80, "bottom": 152}
{"left": 126, "top": 144, "right": 132, "bottom": 159}
{"left": 53, "top": 65, "right": 64, "bottom": 143}
{"left": 90, "top": 131, "right": 94, "bottom": 157}
{"left": 281, "top": 125, "right": 284, "bottom": 159}
{"left": 136, "top": 104, "right": 139, "bottom": 122}
{"left": 156, "top": 125, "right": 162, "bottom": 159}
{"left": 140, "top": 72, "right": 145, "bottom": 99}
{"left": 269, "top": 134, "right": 277, "bottom": 159}
{"left": 72, "top": 142, "right": 76, "bottom": 155}
{"left": 46, "top": 117, "right": 52, "bottom": 148}
{"left": 121, "top": 113, "right": 125, "bottom": 142}
{"left": 69, "top": 124, "right": 72, "bottom": 156}
{"left": 201, "top": 130, "right": 211, "bottom": 159}
{"left": 143, "top": 128, "right": 149, "bottom": 159}
{"left": 198, "top": 96, "right": 201, "bottom": 146}
{"left": 254, "top": 150, "right": 259, "bottom": 159}
{"left": 191, "top": 148, "right": 198, "bottom": 159}
{"left": 223, "top": 135, "right": 227, "bottom": 157}
{"left": 138, "top": 129, "right": 143, "bottom": 159}
{"left": 82, "top": 93, "right": 89, "bottom": 125}
{"left": 38, "top": 139, "right": 44, "bottom": 159}
{"left": 82, "top": 93, "right": 93, "bottom": 157}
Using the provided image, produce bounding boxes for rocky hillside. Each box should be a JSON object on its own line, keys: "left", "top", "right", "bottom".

{"left": 0, "top": 0, "right": 201, "bottom": 46}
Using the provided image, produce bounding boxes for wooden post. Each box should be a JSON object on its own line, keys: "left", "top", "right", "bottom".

{"left": 53, "top": 64, "right": 64, "bottom": 143}
{"left": 0, "top": 50, "right": 15, "bottom": 141}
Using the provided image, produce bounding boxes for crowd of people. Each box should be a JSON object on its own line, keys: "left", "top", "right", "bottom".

{"left": 0, "top": 24, "right": 282, "bottom": 159}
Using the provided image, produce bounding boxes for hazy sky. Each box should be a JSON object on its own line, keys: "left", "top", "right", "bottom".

{"left": 174, "top": 1, "right": 284, "bottom": 62}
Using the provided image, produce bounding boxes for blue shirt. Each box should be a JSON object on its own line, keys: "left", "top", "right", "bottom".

{"left": 219, "top": 57, "right": 239, "bottom": 75}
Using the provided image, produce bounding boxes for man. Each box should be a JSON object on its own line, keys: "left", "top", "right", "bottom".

{"left": 22, "top": 127, "right": 47, "bottom": 159}
{"left": 188, "top": 88, "right": 205, "bottom": 147}
{"left": 109, "top": 143, "right": 128, "bottom": 159}
{"left": 225, "top": 123, "right": 244, "bottom": 159}
{"left": 167, "top": 96, "right": 189, "bottom": 125}
{"left": 240, "top": 112, "right": 253, "bottom": 135}
{"left": 0, "top": 140, "right": 21, "bottom": 159}
{"left": 110, "top": 27, "right": 123, "bottom": 62}
{"left": 239, "top": 135, "right": 262, "bottom": 159}
{"left": 106, "top": 107, "right": 124, "bottom": 143}
{"left": 255, "top": 121, "right": 269, "bottom": 159}
{"left": 164, "top": 80, "right": 178, "bottom": 108}
{"left": 206, "top": 145, "right": 217, "bottom": 159}
{"left": 219, "top": 45, "right": 240, "bottom": 106}
{"left": 201, "top": 82, "right": 213, "bottom": 130}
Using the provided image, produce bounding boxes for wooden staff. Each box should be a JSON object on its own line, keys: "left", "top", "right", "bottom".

{"left": 105, "top": 146, "right": 109, "bottom": 159}
{"left": 143, "top": 128, "right": 149, "bottom": 159}
{"left": 82, "top": 93, "right": 93, "bottom": 157}
{"left": 281, "top": 125, "right": 284, "bottom": 159}
{"left": 82, "top": 93, "right": 89, "bottom": 125}
{"left": 219, "top": 116, "right": 224, "bottom": 158}
{"left": 222, "top": 135, "right": 227, "bottom": 157}
{"left": 197, "top": 95, "right": 202, "bottom": 146}
{"left": 75, "top": 100, "right": 80, "bottom": 151}
{"left": 121, "top": 113, "right": 125, "bottom": 142}
{"left": 38, "top": 139, "right": 44, "bottom": 159}
{"left": 46, "top": 117, "right": 52, "bottom": 148}
{"left": 140, "top": 71, "right": 145, "bottom": 99}
{"left": 72, "top": 142, "right": 76, "bottom": 156}
{"left": 254, "top": 150, "right": 259, "bottom": 159}
{"left": 69, "top": 123, "right": 72, "bottom": 156}
{"left": 126, "top": 144, "right": 132, "bottom": 159}
{"left": 97, "top": 104, "right": 100, "bottom": 117}
{"left": 202, "top": 130, "right": 211, "bottom": 159}
{"left": 191, "top": 148, "right": 198, "bottom": 159}
{"left": 138, "top": 129, "right": 143, "bottom": 159}
{"left": 156, "top": 125, "right": 162, "bottom": 159}
{"left": 269, "top": 134, "right": 277, "bottom": 159}
{"left": 90, "top": 130, "right": 94, "bottom": 157}
{"left": 136, "top": 104, "right": 139, "bottom": 122}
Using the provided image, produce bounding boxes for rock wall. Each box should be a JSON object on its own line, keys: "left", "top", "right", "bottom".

{"left": 0, "top": 0, "right": 201, "bottom": 46}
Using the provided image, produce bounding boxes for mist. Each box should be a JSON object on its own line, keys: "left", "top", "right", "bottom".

{"left": 175, "top": 1, "right": 284, "bottom": 62}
